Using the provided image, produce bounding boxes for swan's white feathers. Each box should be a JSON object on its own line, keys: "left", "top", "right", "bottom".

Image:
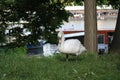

{"left": 58, "top": 31, "right": 86, "bottom": 56}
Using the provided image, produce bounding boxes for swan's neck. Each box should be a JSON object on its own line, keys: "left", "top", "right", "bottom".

{"left": 58, "top": 36, "right": 65, "bottom": 52}
{"left": 59, "top": 35, "right": 65, "bottom": 48}
{"left": 61, "top": 36, "right": 65, "bottom": 45}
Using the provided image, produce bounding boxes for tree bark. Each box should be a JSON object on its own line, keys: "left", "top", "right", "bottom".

{"left": 84, "top": 0, "right": 97, "bottom": 53}
{"left": 109, "top": 8, "right": 120, "bottom": 53}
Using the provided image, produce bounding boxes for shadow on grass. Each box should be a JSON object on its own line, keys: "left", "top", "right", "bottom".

{"left": 54, "top": 53, "right": 85, "bottom": 62}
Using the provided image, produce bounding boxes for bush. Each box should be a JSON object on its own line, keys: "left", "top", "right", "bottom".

{"left": 0, "top": 47, "right": 27, "bottom": 55}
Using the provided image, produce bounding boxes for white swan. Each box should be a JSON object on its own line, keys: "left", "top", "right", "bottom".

{"left": 58, "top": 31, "right": 86, "bottom": 61}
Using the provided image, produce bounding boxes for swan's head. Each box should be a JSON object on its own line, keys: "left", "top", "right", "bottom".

{"left": 58, "top": 31, "right": 64, "bottom": 43}
{"left": 58, "top": 31, "right": 64, "bottom": 38}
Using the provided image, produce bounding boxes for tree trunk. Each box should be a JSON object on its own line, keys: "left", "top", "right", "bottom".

{"left": 84, "top": 0, "right": 97, "bottom": 53}
{"left": 109, "top": 8, "right": 120, "bottom": 53}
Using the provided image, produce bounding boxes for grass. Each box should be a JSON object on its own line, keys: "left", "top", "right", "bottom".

{"left": 0, "top": 48, "right": 120, "bottom": 80}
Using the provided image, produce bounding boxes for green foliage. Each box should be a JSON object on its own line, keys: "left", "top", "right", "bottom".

{"left": 0, "top": 0, "right": 72, "bottom": 47}
{"left": 13, "top": 0, "right": 71, "bottom": 45}
{"left": 0, "top": 0, "right": 20, "bottom": 46}
{"left": 0, "top": 52, "right": 120, "bottom": 80}
{"left": 0, "top": 46, "right": 27, "bottom": 55}
{"left": 107, "top": 0, "right": 120, "bottom": 9}
{"left": 62, "top": 0, "right": 83, "bottom": 6}
{"left": 96, "top": 0, "right": 120, "bottom": 9}
{"left": 97, "top": 0, "right": 108, "bottom": 6}
{"left": 0, "top": 27, "right": 6, "bottom": 43}
{"left": 74, "top": 0, "right": 83, "bottom": 5}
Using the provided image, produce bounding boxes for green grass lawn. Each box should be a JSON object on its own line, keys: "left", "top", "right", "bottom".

{"left": 0, "top": 48, "right": 120, "bottom": 80}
